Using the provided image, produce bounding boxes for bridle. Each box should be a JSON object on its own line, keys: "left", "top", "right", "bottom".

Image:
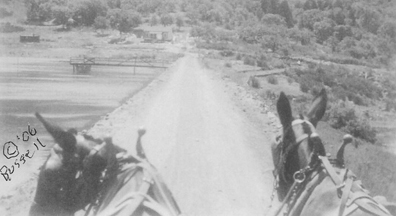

{"left": 279, "top": 119, "right": 321, "bottom": 184}
{"left": 272, "top": 119, "right": 391, "bottom": 216}
{"left": 273, "top": 119, "right": 324, "bottom": 216}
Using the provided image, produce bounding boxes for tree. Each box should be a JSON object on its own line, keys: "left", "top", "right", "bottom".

{"left": 261, "top": 14, "right": 286, "bottom": 27}
{"left": 278, "top": 0, "right": 293, "bottom": 28}
{"left": 298, "top": 9, "right": 324, "bottom": 30}
{"left": 332, "top": 0, "right": 343, "bottom": 9}
{"left": 334, "top": 25, "right": 352, "bottom": 41}
{"left": 313, "top": 18, "right": 335, "bottom": 44}
{"left": 107, "top": 0, "right": 121, "bottom": 9}
{"left": 325, "top": 35, "right": 338, "bottom": 52}
{"left": 94, "top": 16, "right": 108, "bottom": 33}
{"left": 378, "top": 21, "right": 396, "bottom": 40}
{"left": 73, "top": 0, "right": 107, "bottom": 26}
{"left": 176, "top": 16, "right": 184, "bottom": 29}
{"left": 261, "top": 35, "right": 281, "bottom": 52}
{"left": 330, "top": 7, "right": 345, "bottom": 25}
{"left": 208, "top": 7, "right": 225, "bottom": 25}
{"left": 186, "top": 9, "right": 200, "bottom": 25}
{"left": 150, "top": 15, "right": 158, "bottom": 26}
{"left": 25, "top": 0, "right": 53, "bottom": 22}
{"left": 303, "top": 0, "right": 318, "bottom": 10}
{"left": 52, "top": 5, "right": 72, "bottom": 29}
{"left": 354, "top": 6, "right": 382, "bottom": 34}
{"left": 288, "top": 27, "right": 313, "bottom": 45}
{"left": 160, "top": 14, "right": 173, "bottom": 26}
{"left": 108, "top": 9, "right": 141, "bottom": 35}
{"left": 261, "top": 0, "right": 279, "bottom": 14}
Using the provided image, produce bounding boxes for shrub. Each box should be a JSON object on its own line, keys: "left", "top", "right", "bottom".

{"left": 342, "top": 77, "right": 382, "bottom": 100}
{"left": 267, "top": 75, "right": 278, "bottom": 85}
{"left": 220, "top": 50, "right": 234, "bottom": 57}
{"left": 257, "top": 59, "right": 269, "bottom": 69}
{"left": 328, "top": 103, "right": 357, "bottom": 129}
{"left": 0, "top": 7, "right": 12, "bottom": 18}
{"left": 332, "top": 88, "right": 366, "bottom": 106}
{"left": 281, "top": 48, "right": 289, "bottom": 57}
{"left": 300, "top": 82, "right": 310, "bottom": 93}
{"left": 236, "top": 53, "right": 242, "bottom": 60}
{"left": 243, "top": 56, "right": 256, "bottom": 66}
{"left": 385, "top": 98, "right": 396, "bottom": 112}
{"left": 287, "top": 77, "right": 293, "bottom": 84}
{"left": 257, "top": 54, "right": 270, "bottom": 69}
{"left": 196, "top": 41, "right": 230, "bottom": 51}
{"left": 265, "top": 90, "right": 276, "bottom": 99}
{"left": 224, "top": 62, "right": 232, "bottom": 67}
{"left": 248, "top": 76, "right": 260, "bottom": 88}
{"left": 345, "top": 119, "right": 377, "bottom": 143}
{"left": 0, "top": 22, "right": 24, "bottom": 33}
{"left": 310, "top": 86, "right": 322, "bottom": 96}
{"left": 328, "top": 102, "right": 377, "bottom": 143}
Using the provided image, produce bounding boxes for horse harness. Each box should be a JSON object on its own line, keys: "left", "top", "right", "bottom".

{"left": 272, "top": 119, "right": 391, "bottom": 216}
{"left": 71, "top": 141, "right": 180, "bottom": 216}
{"left": 273, "top": 119, "right": 321, "bottom": 216}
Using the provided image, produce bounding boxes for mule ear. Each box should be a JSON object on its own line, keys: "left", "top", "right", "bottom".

{"left": 277, "top": 92, "right": 293, "bottom": 127}
{"left": 35, "top": 112, "right": 76, "bottom": 152}
{"left": 306, "top": 88, "right": 327, "bottom": 127}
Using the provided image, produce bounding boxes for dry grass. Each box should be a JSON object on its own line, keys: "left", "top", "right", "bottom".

{"left": 208, "top": 57, "right": 396, "bottom": 203}
{"left": 318, "top": 123, "right": 396, "bottom": 201}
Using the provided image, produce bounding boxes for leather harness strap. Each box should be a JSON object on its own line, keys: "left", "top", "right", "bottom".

{"left": 319, "top": 156, "right": 342, "bottom": 185}
{"left": 319, "top": 156, "right": 390, "bottom": 216}
{"left": 91, "top": 164, "right": 152, "bottom": 216}
{"left": 339, "top": 177, "right": 353, "bottom": 216}
{"left": 137, "top": 162, "right": 181, "bottom": 216}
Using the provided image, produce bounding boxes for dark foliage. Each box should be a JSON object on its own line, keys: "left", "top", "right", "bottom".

{"left": 0, "top": 22, "right": 24, "bottom": 33}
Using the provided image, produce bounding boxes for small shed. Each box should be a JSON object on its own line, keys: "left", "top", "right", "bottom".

{"left": 20, "top": 34, "right": 40, "bottom": 43}
{"left": 134, "top": 25, "right": 173, "bottom": 42}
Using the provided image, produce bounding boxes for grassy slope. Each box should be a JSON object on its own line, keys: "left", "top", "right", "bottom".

{"left": 204, "top": 55, "right": 396, "bottom": 202}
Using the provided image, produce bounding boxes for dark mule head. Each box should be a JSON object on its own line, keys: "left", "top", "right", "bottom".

{"left": 275, "top": 89, "right": 327, "bottom": 200}
{"left": 30, "top": 113, "right": 110, "bottom": 216}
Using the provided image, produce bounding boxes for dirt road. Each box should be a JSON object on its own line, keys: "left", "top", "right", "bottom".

{"left": 90, "top": 54, "right": 278, "bottom": 216}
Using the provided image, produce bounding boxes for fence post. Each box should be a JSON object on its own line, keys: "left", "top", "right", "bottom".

{"left": 134, "top": 55, "right": 137, "bottom": 75}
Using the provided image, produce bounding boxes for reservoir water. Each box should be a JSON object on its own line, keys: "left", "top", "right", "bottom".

{"left": 0, "top": 57, "right": 162, "bottom": 192}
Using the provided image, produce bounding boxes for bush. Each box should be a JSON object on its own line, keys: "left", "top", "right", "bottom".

{"left": 220, "top": 50, "right": 234, "bottom": 57}
{"left": 0, "top": 7, "right": 12, "bottom": 18}
{"left": 310, "top": 86, "right": 322, "bottom": 96}
{"left": 328, "top": 102, "right": 377, "bottom": 143}
{"left": 243, "top": 56, "right": 256, "bottom": 66}
{"left": 196, "top": 41, "right": 230, "bottom": 51}
{"left": 281, "top": 48, "right": 289, "bottom": 56}
{"left": 332, "top": 88, "right": 366, "bottom": 106}
{"left": 300, "top": 82, "right": 310, "bottom": 93}
{"left": 265, "top": 90, "right": 276, "bottom": 99}
{"left": 224, "top": 62, "right": 232, "bottom": 67}
{"left": 248, "top": 76, "right": 260, "bottom": 88}
{"left": 385, "top": 98, "right": 396, "bottom": 112}
{"left": 0, "top": 22, "right": 24, "bottom": 33}
{"left": 257, "top": 59, "right": 269, "bottom": 69}
{"left": 257, "top": 54, "right": 270, "bottom": 69}
{"left": 345, "top": 119, "right": 377, "bottom": 143}
{"left": 267, "top": 75, "right": 278, "bottom": 85}
{"left": 236, "top": 53, "right": 242, "bottom": 60}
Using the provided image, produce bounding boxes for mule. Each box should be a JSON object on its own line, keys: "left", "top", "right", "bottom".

{"left": 271, "top": 89, "right": 392, "bottom": 216}
{"left": 29, "top": 113, "right": 181, "bottom": 216}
